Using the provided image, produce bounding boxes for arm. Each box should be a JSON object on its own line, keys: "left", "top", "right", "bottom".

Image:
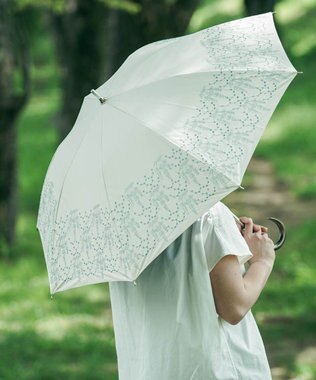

{"left": 209, "top": 217, "right": 275, "bottom": 325}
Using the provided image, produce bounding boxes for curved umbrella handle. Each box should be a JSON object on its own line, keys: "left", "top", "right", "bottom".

{"left": 266, "top": 217, "right": 286, "bottom": 251}
{"left": 232, "top": 214, "right": 286, "bottom": 251}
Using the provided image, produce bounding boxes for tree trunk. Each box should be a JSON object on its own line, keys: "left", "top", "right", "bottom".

{"left": 0, "top": 0, "right": 30, "bottom": 257}
{"left": 48, "top": 0, "right": 109, "bottom": 141}
{"left": 244, "top": 0, "right": 276, "bottom": 16}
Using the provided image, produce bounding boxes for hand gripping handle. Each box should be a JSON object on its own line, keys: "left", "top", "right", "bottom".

{"left": 232, "top": 214, "right": 286, "bottom": 251}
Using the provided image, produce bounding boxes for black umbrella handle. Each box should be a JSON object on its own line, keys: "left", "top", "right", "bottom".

{"left": 233, "top": 214, "right": 286, "bottom": 251}
{"left": 266, "top": 217, "right": 286, "bottom": 251}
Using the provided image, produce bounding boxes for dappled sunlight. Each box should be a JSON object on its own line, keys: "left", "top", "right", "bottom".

{"left": 55, "top": 282, "right": 111, "bottom": 304}
{"left": 292, "top": 32, "right": 316, "bottom": 58}
{"left": 0, "top": 320, "right": 23, "bottom": 333}
{"left": 270, "top": 341, "right": 316, "bottom": 379}
{"left": 82, "top": 284, "right": 111, "bottom": 304}
{"left": 276, "top": 0, "right": 316, "bottom": 24}
{"left": 17, "top": 212, "right": 38, "bottom": 236}
{"left": 271, "top": 366, "right": 288, "bottom": 380}
{"left": 34, "top": 313, "right": 113, "bottom": 341}
{"left": 296, "top": 346, "right": 316, "bottom": 378}
{"left": 25, "top": 91, "right": 60, "bottom": 117}
{"left": 294, "top": 261, "right": 316, "bottom": 286}
{"left": 188, "top": 0, "right": 243, "bottom": 33}
{"left": 0, "top": 297, "right": 50, "bottom": 322}
{"left": 261, "top": 104, "right": 316, "bottom": 141}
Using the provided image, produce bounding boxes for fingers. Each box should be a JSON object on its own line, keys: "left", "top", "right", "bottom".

{"left": 255, "top": 224, "right": 268, "bottom": 235}
{"left": 253, "top": 223, "right": 261, "bottom": 233}
{"left": 239, "top": 216, "right": 276, "bottom": 262}
{"left": 239, "top": 216, "right": 253, "bottom": 237}
{"left": 240, "top": 216, "right": 268, "bottom": 235}
{"left": 261, "top": 226, "right": 268, "bottom": 234}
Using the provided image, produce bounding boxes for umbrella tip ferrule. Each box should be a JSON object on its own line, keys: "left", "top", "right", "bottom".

{"left": 91, "top": 89, "right": 107, "bottom": 104}
{"left": 297, "top": 71, "right": 303, "bottom": 74}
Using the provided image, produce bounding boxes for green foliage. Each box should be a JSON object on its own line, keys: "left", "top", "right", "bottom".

{"left": 254, "top": 1, "right": 316, "bottom": 199}
{"left": 98, "top": 0, "right": 142, "bottom": 14}
{"left": 15, "top": 0, "right": 66, "bottom": 13}
{"left": 252, "top": 218, "right": 316, "bottom": 378}
{"left": 0, "top": 237, "right": 11, "bottom": 259}
{"left": 15, "top": 0, "right": 142, "bottom": 14}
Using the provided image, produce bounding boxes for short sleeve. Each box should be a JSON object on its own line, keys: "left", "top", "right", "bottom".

{"left": 201, "top": 202, "right": 253, "bottom": 272}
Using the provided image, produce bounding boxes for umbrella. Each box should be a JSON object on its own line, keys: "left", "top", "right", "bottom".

{"left": 36, "top": 12, "right": 299, "bottom": 295}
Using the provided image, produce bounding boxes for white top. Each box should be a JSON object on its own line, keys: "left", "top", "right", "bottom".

{"left": 109, "top": 202, "right": 272, "bottom": 379}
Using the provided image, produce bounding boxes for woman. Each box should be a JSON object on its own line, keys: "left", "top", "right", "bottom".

{"left": 109, "top": 201, "right": 275, "bottom": 379}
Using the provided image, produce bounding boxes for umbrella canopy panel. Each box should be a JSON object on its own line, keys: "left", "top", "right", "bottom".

{"left": 99, "top": 13, "right": 296, "bottom": 100}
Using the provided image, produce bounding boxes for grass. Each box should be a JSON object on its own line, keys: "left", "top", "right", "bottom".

{"left": 0, "top": 0, "right": 315, "bottom": 379}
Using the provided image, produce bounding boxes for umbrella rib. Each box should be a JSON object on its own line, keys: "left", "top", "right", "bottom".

{"left": 51, "top": 104, "right": 102, "bottom": 227}
{"left": 103, "top": 36, "right": 180, "bottom": 89}
{"left": 106, "top": 100, "right": 208, "bottom": 164}
{"left": 99, "top": 113, "right": 120, "bottom": 254}
{"left": 105, "top": 68, "right": 297, "bottom": 100}
{"left": 105, "top": 101, "right": 241, "bottom": 188}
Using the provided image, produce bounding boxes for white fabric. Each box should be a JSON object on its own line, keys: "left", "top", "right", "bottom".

{"left": 109, "top": 202, "right": 272, "bottom": 379}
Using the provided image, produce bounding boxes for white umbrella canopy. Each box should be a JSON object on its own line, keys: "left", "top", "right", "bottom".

{"left": 36, "top": 12, "right": 298, "bottom": 294}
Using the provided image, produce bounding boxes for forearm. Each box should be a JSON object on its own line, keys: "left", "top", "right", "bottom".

{"left": 210, "top": 215, "right": 276, "bottom": 325}
{"left": 210, "top": 255, "right": 275, "bottom": 325}
{"left": 234, "top": 216, "right": 276, "bottom": 321}
{"left": 241, "top": 259, "right": 274, "bottom": 313}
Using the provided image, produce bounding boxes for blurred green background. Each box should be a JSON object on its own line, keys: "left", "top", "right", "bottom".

{"left": 0, "top": 0, "right": 315, "bottom": 379}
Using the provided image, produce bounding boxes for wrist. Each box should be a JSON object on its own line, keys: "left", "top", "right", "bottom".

{"left": 249, "top": 257, "right": 275, "bottom": 272}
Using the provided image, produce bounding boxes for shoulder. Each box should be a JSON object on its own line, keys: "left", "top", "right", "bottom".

{"left": 209, "top": 201, "right": 230, "bottom": 216}
{"left": 201, "top": 201, "right": 234, "bottom": 226}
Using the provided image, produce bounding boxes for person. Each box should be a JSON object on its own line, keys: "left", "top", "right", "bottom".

{"left": 109, "top": 201, "right": 275, "bottom": 379}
